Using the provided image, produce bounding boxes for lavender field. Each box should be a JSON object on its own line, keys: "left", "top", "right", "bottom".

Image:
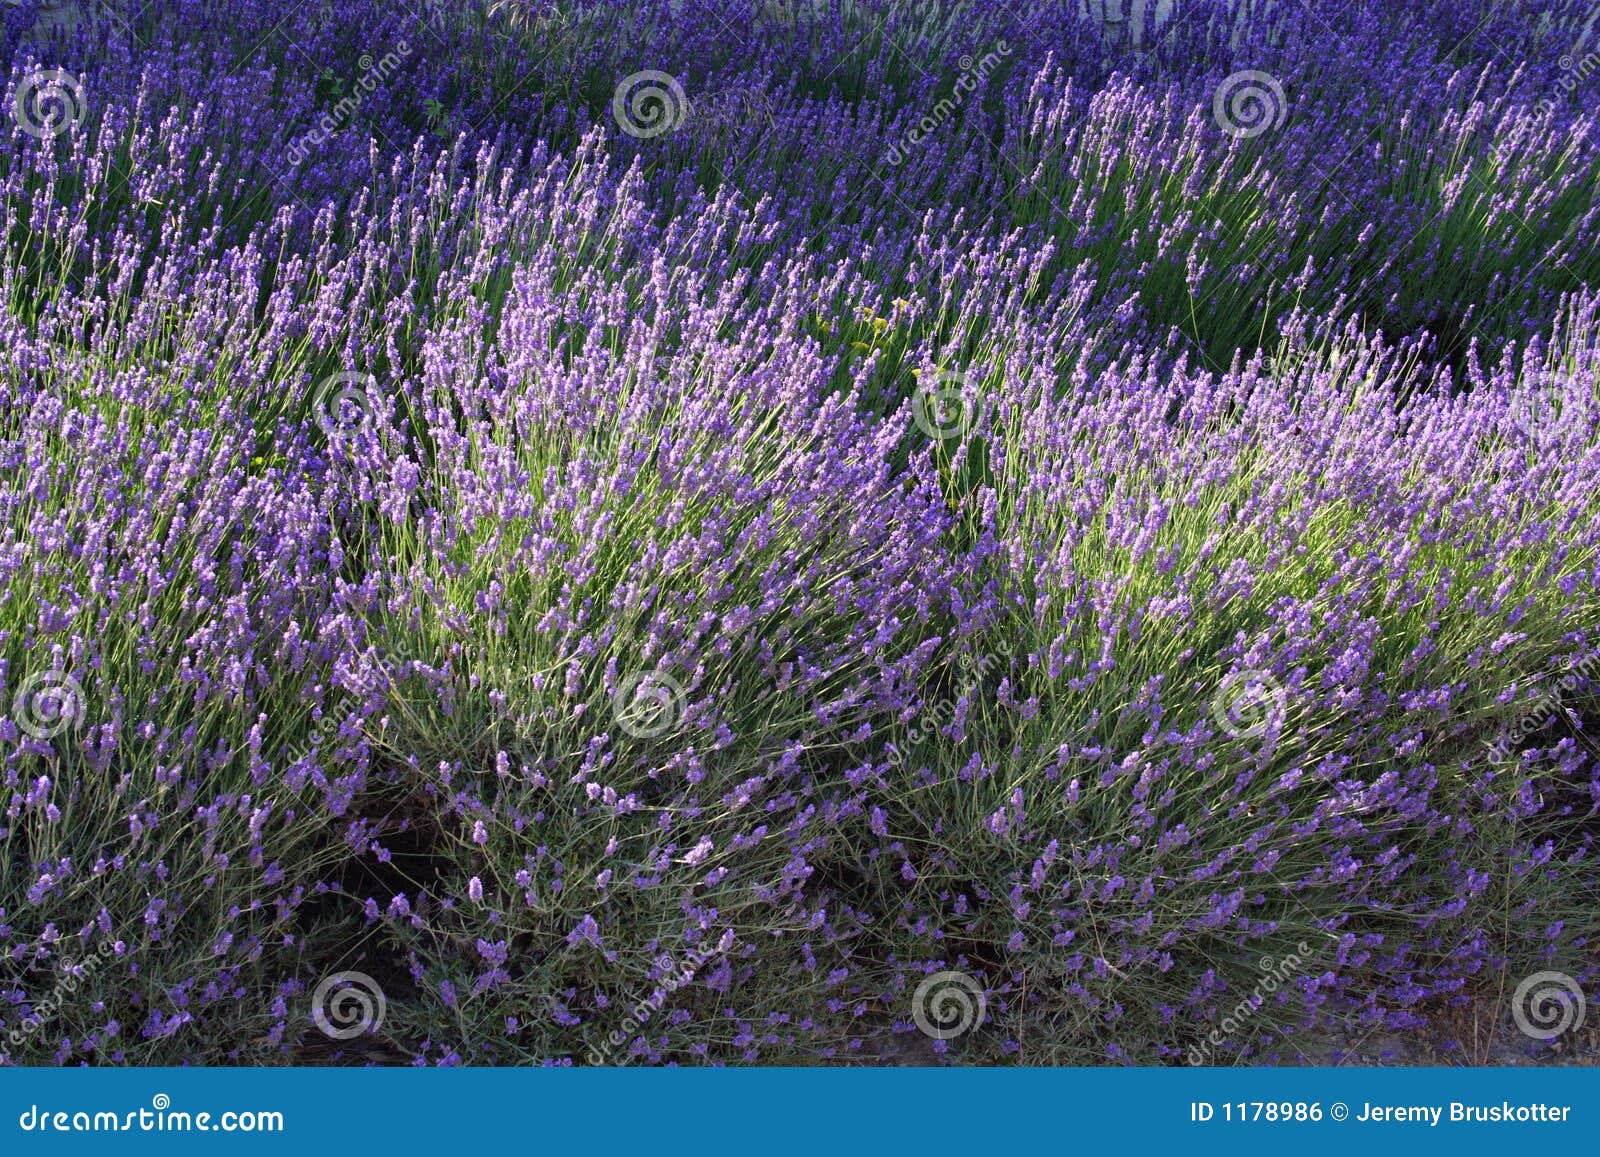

{"left": 2, "top": 0, "right": 1598, "bottom": 1067}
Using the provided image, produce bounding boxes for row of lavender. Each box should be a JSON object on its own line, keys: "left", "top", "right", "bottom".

{"left": 1, "top": 0, "right": 1598, "bottom": 1064}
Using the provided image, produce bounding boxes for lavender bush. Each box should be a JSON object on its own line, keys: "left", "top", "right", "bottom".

{"left": 1, "top": 0, "right": 1597, "bottom": 1066}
